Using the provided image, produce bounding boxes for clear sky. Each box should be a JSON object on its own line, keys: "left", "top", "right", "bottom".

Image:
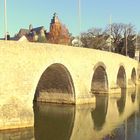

{"left": 0, "top": 0, "right": 140, "bottom": 37}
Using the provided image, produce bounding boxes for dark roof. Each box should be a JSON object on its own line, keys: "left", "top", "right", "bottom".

{"left": 16, "top": 26, "right": 45, "bottom": 39}
{"left": 31, "top": 26, "right": 45, "bottom": 34}
{"left": 19, "top": 29, "right": 29, "bottom": 35}
{"left": 18, "top": 29, "right": 29, "bottom": 36}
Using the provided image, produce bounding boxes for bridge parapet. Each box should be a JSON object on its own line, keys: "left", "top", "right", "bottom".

{"left": 0, "top": 41, "right": 139, "bottom": 130}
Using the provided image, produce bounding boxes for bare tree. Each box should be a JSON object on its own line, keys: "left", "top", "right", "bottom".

{"left": 121, "top": 24, "right": 136, "bottom": 57}
{"left": 87, "top": 28, "right": 103, "bottom": 37}
{"left": 80, "top": 23, "right": 137, "bottom": 57}
{"left": 105, "top": 23, "right": 136, "bottom": 55}
{"left": 123, "top": 23, "right": 136, "bottom": 37}
{"left": 80, "top": 28, "right": 108, "bottom": 50}
{"left": 105, "top": 23, "right": 124, "bottom": 45}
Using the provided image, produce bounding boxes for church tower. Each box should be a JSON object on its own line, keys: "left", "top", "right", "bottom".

{"left": 48, "top": 13, "right": 70, "bottom": 45}
{"left": 50, "top": 13, "right": 61, "bottom": 33}
{"left": 51, "top": 13, "right": 60, "bottom": 24}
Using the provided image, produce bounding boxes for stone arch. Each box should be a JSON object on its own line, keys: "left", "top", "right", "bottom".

{"left": 117, "top": 65, "right": 126, "bottom": 88}
{"left": 131, "top": 68, "right": 136, "bottom": 85}
{"left": 34, "top": 63, "right": 75, "bottom": 103}
{"left": 93, "top": 62, "right": 107, "bottom": 71}
{"left": 91, "top": 62, "right": 108, "bottom": 94}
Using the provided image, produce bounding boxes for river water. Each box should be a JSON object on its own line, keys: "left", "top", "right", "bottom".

{"left": 0, "top": 87, "right": 140, "bottom": 140}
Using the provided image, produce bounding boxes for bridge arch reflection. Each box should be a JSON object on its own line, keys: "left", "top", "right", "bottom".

{"left": 91, "top": 95, "right": 108, "bottom": 131}
{"left": 117, "top": 89, "right": 126, "bottom": 114}
{"left": 131, "top": 68, "right": 136, "bottom": 85}
{"left": 34, "top": 103, "right": 75, "bottom": 140}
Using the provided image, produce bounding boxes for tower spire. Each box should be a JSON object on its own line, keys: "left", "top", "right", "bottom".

{"left": 109, "top": 15, "right": 112, "bottom": 51}
{"left": 78, "top": 0, "right": 81, "bottom": 47}
{"left": 52, "top": 12, "right": 59, "bottom": 23}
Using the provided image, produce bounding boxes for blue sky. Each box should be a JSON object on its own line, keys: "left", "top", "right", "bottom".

{"left": 0, "top": 0, "right": 140, "bottom": 37}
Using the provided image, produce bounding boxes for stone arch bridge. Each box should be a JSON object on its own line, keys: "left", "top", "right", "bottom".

{"left": 0, "top": 41, "right": 139, "bottom": 130}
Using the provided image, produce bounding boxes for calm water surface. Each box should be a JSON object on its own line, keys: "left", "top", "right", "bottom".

{"left": 1, "top": 87, "right": 140, "bottom": 140}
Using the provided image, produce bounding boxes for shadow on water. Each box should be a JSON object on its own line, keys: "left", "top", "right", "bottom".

{"left": 33, "top": 102, "right": 75, "bottom": 140}
{"left": 91, "top": 95, "right": 108, "bottom": 131}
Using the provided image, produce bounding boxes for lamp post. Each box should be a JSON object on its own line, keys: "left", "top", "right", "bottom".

{"left": 109, "top": 15, "right": 112, "bottom": 52}
{"left": 135, "top": 33, "right": 140, "bottom": 61}
{"left": 4, "top": 0, "right": 7, "bottom": 40}
{"left": 78, "top": 0, "right": 81, "bottom": 47}
{"left": 125, "top": 27, "right": 128, "bottom": 56}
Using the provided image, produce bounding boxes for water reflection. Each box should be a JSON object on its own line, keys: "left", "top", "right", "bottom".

{"left": 0, "top": 87, "right": 140, "bottom": 140}
{"left": 103, "top": 126, "right": 125, "bottom": 140}
{"left": 117, "top": 89, "right": 126, "bottom": 114}
{"left": 91, "top": 95, "right": 108, "bottom": 131}
{"left": 131, "top": 89, "right": 136, "bottom": 103}
{"left": 103, "top": 110, "right": 140, "bottom": 140}
{"left": 34, "top": 103, "right": 75, "bottom": 140}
